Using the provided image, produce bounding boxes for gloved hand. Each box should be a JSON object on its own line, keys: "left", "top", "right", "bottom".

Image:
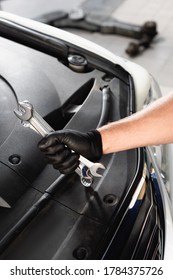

{"left": 38, "top": 129, "right": 102, "bottom": 174}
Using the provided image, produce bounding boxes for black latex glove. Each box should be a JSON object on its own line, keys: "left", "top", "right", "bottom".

{"left": 38, "top": 129, "right": 102, "bottom": 174}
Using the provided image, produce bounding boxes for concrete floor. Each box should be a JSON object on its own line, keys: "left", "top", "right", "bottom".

{"left": 1, "top": 0, "right": 173, "bottom": 94}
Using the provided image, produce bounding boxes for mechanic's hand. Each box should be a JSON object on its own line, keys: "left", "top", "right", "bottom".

{"left": 38, "top": 129, "right": 102, "bottom": 174}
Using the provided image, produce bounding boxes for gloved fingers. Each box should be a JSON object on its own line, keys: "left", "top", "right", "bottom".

{"left": 38, "top": 133, "right": 62, "bottom": 150}
{"left": 43, "top": 148, "right": 71, "bottom": 164}
{"left": 41, "top": 143, "right": 65, "bottom": 155}
{"left": 56, "top": 160, "right": 79, "bottom": 174}
{"left": 53, "top": 153, "right": 79, "bottom": 174}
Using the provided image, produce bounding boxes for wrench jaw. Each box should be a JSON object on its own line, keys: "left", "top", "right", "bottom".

{"left": 14, "top": 102, "right": 39, "bottom": 134}
{"left": 14, "top": 101, "right": 54, "bottom": 136}
{"left": 79, "top": 155, "right": 106, "bottom": 178}
{"left": 13, "top": 101, "right": 33, "bottom": 121}
{"left": 90, "top": 163, "right": 106, "bottom": 178}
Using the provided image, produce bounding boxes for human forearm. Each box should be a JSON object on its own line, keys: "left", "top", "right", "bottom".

{"left": 98, "top": 92, "right": 173, "bottom": 154}
{"left": 38, "top": 92, "right": 173, "bottom": 174}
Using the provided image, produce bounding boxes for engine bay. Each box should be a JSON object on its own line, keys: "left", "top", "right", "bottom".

{"left": 0, "top": 14, "right": 143, "bottom": 260}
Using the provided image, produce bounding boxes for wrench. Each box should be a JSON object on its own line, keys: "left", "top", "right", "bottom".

{"left": 14, "top": 100, "right": 105, "bottom": 187}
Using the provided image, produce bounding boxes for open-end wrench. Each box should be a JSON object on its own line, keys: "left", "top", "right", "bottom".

{"left": 14, "top": 100, "right": 105, "bottom": 187}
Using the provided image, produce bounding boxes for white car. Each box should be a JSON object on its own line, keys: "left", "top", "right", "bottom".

{"left": 0, "top": 11, "right": 173, "bottom": 260}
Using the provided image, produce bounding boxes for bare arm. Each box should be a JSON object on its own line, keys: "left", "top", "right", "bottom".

{"left": 38, "top": 91, "right": 173, "bottom": 174}
{"left": 98, "top": 91, "right": 173, "bottom": 154}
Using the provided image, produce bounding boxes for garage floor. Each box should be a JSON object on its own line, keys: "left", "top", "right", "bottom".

{"left": 1, "top": 0, "right": 173, "bottom": 95}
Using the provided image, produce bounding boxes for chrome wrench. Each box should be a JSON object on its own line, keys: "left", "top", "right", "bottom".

{"left": 14, "top": 100, "right": 105, "bottom": 187}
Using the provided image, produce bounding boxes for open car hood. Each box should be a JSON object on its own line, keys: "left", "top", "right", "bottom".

{"left": 0, "top": 12, "right": 168, "bottom": 260}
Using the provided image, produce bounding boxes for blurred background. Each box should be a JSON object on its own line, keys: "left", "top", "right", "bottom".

{"left": 0, "top": 0, "right": 173, "bottom": 95}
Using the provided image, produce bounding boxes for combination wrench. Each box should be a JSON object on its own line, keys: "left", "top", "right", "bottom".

{"left": 14, "top": 100, "right": 105, "bottom": 187}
